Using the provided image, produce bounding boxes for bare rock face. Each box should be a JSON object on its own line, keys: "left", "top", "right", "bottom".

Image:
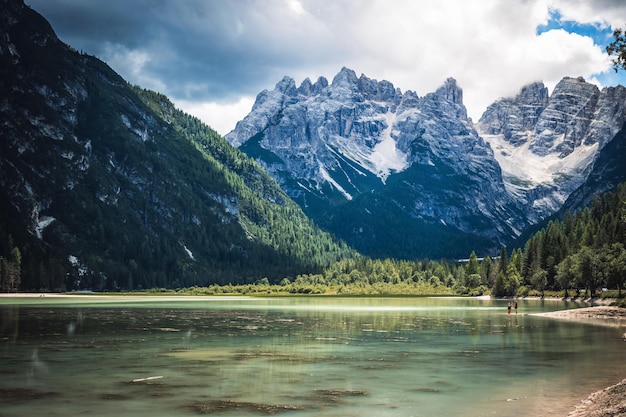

{"left": 477, "top": 82, "right": 549, "bottom": 146}
{"left": 531, "top": 77, "right": 601, "bottom": 157}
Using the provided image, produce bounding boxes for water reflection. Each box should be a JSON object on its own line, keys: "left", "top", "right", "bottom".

{"left": 0, "top": 297, "right": 624, "bottom": 417}
{"left": 0, "top": 305, "right": 19, "bottom": 342}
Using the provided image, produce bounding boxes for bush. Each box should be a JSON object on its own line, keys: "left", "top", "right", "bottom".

{"left": 468, "top": 285, "right": 488, "bottom": 297}
{"left": 516, "top": 285, "right": 530, "bottom": 297}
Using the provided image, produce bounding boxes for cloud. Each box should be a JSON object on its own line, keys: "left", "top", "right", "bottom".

{"left": 26, "top": 0, "right": 626, "bottom": 135}
{"left": 549, "top": 0, "right": 626, "bottom": 28}
{"left": 175, "top": 97, "right": 256, "bottom": 138}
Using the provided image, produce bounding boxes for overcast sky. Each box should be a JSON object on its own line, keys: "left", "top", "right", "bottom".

{"left": 26, "top": 0, "right": 626, "bottom": 135}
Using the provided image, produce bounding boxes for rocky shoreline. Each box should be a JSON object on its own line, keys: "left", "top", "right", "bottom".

{"left": 567, "top": 379, "right": 626, "bottom": 417}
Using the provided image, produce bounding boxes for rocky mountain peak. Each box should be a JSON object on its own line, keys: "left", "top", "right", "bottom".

{"left": 275, "top": 75, "right": 298, "bottom": 96}
{"left": 518, "top": 82, "right": 549, "bottom": 106}
{"left": 420, "top": 77, "right": 469, "bottom": 122}
{"left": 477, "top": 76, "right": 626, "bottom": 222}
{"left": 313, "top": 76, "right": 329, "bottom": 93}
{"left": 529, "top": 76, "right": 601, "bottom": 157}
{"left": 296, "top": 77, "right": 313, "bottom": 96}
{"left": 357, "top": 73, "right": 399, "bottom": 102}
{"left": 331, "top": 66, "right": 359, "bottom": 89}
{"left": 228, "top": 66, "right": 626, "bottom": 259}
{"left": 1, "top": 0, "right": 63, "bottom": 68}
{"left": 297, "top": 76, "right": 330, "bottom": 97}
{"left": 435, "top": 77, "right": 463, "bottom": 105}
{"left": 477, "top": 81, "right": 549, "bottom": 143}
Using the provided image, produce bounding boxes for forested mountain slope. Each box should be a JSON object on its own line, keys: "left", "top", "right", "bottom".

{"left": 0, "top": 0, "right": 354, "bottom": 291}
{"left": 518, "top": 181, "right": 626, "bottom": 297}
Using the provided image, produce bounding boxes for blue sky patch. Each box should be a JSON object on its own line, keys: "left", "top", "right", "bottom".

{"left": 536, "top": 9, "right": 613, "bottom": 47}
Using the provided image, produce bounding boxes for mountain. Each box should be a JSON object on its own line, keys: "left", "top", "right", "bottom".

{"left": 0, "top": 0, "right": 355, "bottom": 291}
{"left": 477, "top": 77, "right": 626, "bottom": 223}
{"left": 227, "top": 68, "right": 523, "bottom": 259}
{"left": 483, "top": 77, "right": 626, "bottom": 248}
{"left": 511, "top": 121, "right": 626, "bottom": 247}
{"left": 227, "top": 71, "right": 626, "bottom": 259}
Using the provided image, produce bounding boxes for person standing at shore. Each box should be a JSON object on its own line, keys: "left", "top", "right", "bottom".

{"left": 515, "top": 301, "right": 518, "bottom": 315}
{"left": 508, "top": 301, "right": 512, "bottom": 315}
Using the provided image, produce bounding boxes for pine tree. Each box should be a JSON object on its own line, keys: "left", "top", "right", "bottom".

{"left": 556, "top": 255, "right": 576, "bottom": 297}
{"left": 465, "top": 251, "right": 480, "bottom": 276}
{"left": 10, "top": 247, "right": 21, "bottom": 292}
{"left": 0, "top": 247, "right": 22, "bottom": 292}
{"left": 480, "top": 256, "right": 493, "bottom": 287}
{"left": 606, "top": 27, "right": 626, "bottom": 71}
{"left": 499, "top": 246, "right": 507, "bottom": 268}
{"left": 504, "top": 262, "right": 521, "bottom": 296}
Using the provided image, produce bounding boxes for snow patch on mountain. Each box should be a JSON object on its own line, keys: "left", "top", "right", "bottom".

{"left": 485, "top": 132, "right": 598, "bottom": 195}
{"left": 182, "top": 244, "right": 195, "bottom": 260}
{"left": 371, "top": 110, "right": 409, "bottom": 181}
{"left": 319, "top": 163, "right": 353, "bottom": 200}
{"left": 36, "top": 216, "right": 55, "bottom": 239}
{"left": 325, "top": 110, "right": 408, "bottom": 183}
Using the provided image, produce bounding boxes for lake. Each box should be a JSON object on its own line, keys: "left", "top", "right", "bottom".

{"left": 1, "top": 296, "right": 624, "bottom": 417}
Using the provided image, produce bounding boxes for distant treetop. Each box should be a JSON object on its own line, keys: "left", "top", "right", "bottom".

{"left": 607, "top": 27, "right": 626, "bottom": 72}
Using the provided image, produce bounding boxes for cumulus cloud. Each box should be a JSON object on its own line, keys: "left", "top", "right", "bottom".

{"left": 26, "top": 0, "right": 626, "bottom": 134}
{"left": 175, "top": 97, "right": 256, "bottom": 138}
{"left": 549, "top": 0, "right": 626, "bottom": 28}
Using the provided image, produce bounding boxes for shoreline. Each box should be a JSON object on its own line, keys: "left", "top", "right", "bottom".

{"left": 531, "top": 305, "right": 626, "bottom": 416}
{"left": 567, "top": 378, "right": 626, "bottom": 417}
{"left": 531, "top": 305, "right": 626, "bottom": 329}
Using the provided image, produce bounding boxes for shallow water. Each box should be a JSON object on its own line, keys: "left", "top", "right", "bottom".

{"left": 0, "top": 296, "right": 624, "bottom": 417}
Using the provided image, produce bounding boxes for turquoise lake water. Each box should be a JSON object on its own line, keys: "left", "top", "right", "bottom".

{"left": 1, "top": 296, "right": 624, "bottom": 417}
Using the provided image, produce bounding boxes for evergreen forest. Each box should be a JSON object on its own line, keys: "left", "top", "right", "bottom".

{"left": 3, "top": 179, "right": 624, "bottom": 299}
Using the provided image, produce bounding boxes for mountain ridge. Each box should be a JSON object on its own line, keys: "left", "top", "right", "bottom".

{"left": 0, "top": 0, "right": 355, "bottom": 291}
{"left": 227, "top": 69, "right": 626, "bottom": 259}
{"left": 477, "top": 76, "right": 626, "bottom": 222}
